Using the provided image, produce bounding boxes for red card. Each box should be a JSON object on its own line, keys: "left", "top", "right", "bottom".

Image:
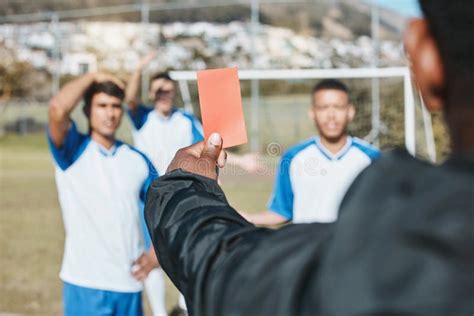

{"left": 197, "top": 67, "right": 248, "bottom": 148}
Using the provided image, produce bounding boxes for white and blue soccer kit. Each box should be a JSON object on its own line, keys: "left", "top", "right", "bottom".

{"left": 48, "top": 121, "right": 157, "bottom": 315}
{"left": 268, "top": 136, "right": 380, "bottom": 224}
{"left": 128, "top": 105, "right": 203, "bottom": 314}
{"left": 128, "top": 105, "right": 204, "bottom": 175}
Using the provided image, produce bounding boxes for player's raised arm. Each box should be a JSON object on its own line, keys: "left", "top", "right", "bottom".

{"left": 48, "top": 72, "right": 123, "bottom": 148}
{"left": 125, "top": 51, "right": 158, "bottom": 113}
{"left": 239, "top": 209, "right": 288, "bottom": 226}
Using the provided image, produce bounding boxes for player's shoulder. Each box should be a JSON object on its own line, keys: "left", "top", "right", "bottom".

{"left": 136, "top": 104, "right": 154, "bottom": 114}
{"left": 176, "top": 108, "right": 198, "bottom": 122}
{"left": 127, "top": 104, "right": 154, "bottom": 130}
{"left": 282, "top": 138, "right": 316, "bottom": 161}
{"left": 114, "top": 141, "right": 158, "bottom": 178}
{"left": 47, "top": 120, "right": 92, "bottom": 171}
{"left": 351, "top": 137, "right": 381, "bottom": 160}
{"left": 117, "top": 141, "right": 153, "bottom": 165}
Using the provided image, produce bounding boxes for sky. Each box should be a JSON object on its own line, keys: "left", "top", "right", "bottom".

{"left": 373, "top": 0, "right": 422, "bottom": 17}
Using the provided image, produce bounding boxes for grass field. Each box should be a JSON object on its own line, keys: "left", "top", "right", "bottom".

{"left": 0, "top": 133, "right": 274, "bottom": 315}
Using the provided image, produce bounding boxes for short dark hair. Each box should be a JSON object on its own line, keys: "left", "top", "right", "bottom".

{"left": 151, "top": 72, "right": 174, "bottom": 83}
{"left": 312, "top": 79, "right": 350, "bottom": 101}
{"left": 83, "top": 81, "right": 125, "bottom": 118}
{"left": 419, "top": 1, "right": 474, "bottom": 108}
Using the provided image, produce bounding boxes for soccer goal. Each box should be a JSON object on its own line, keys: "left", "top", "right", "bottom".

{"left": 169, "top": 67, "right": 436, "bottom": 162}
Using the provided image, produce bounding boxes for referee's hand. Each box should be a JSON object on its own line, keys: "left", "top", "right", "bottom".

{"left": 166, "top": 133, "right": 227, "bottom": 181}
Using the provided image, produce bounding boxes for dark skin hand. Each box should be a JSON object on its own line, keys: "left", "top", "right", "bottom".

{"left": 167, "top": 133, "right": 227, "bottom": 180}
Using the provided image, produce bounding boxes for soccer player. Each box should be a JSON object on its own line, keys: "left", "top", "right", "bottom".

{"left": 126, "top": 53, "right": 258, "bottom": 314}
{"left": 125, "top": 52, "right": 259, "bottom": 176}
{"left": 47, "top": 73, "right": 158, "bottom": 315}
{"left": 144, "top": 0, "right": 474, "bottom": 314}
{"left": 243, "top": 79, "right": 379, "bottom": 225}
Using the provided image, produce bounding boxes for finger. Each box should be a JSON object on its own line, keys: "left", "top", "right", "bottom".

{"left": 166, "top": 141, "right": 205, "bottom": 173}
{"left": 133, "top": 254, "right": 146, "bottom": 266}
{"left": 186, "top": 141, "right": 206, "bottom": 158}
{"left": 153, "top": 78, "right": 167, "bottom": 91}
{"left": 132, "top": 267, "right": 142, "bottom": 278}
{"left": 201, "top": 133, "right": 223, "bottom": 163}
{"left": 217, "top": 150, "right": 227, "bottom": 168}
{"left": 131, "top": 263, "right": 143, "bottom": 277}
{"left": 132, "top": 262, "right": 150, "bottom": 278}
{"left": 133, "top": 270, "right": 146, "bottom": 282}
{"left": 108, "top": 77, "right": 125, "bottom": 89}
{"left": 98, "top": 74, "right": 125, "bottom": 89}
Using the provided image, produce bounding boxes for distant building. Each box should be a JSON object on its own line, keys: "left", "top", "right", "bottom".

{"left": 60, "top": 53, "right": 97, "bottom": 75}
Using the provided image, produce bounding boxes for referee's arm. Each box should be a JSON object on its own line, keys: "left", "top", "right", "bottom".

{"left": 145, "top": 170, "right": 333, "bottom": 316}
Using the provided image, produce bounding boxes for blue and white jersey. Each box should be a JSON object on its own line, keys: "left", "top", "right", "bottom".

{"left": 268, "top": 136, "right": 380, "bottom": 224}
{"left": 47, "top": 121, "right": 157, "bottom": 293}
{"left": 128, "top": 105, "right": 204, "bottom": 175}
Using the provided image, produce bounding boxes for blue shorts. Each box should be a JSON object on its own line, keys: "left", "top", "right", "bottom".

{"left": 63, "top": 282, "right": 143, "bottom": 316}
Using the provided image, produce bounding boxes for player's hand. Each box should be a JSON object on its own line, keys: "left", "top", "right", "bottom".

{"left": 93, "top": 72, "right": 125, "bottom": 89}
{"left": 234, "top": 153, "right": 261, "bottom": 173}
{"left": 167, "top": 133, "right": 227, "bottom": 181}
{"left": 237, "top": 210, "right": 253, "bottom": 222}
{"left": 131, "top": 249, "right": 159, "bottom": 282}
{"left": 138, "top": 50, "right": 158, "bottom": 70}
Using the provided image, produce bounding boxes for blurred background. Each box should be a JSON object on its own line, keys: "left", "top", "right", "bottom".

{"left": 0, "top": 0, "right": 449, "bottom": 314}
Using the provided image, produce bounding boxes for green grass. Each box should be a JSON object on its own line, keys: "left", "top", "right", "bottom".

{"left": 0, "top": 133, "right": 274, "bottom": 314}
{"left": 0, "top": 134, "right": 63, "bottom": 313}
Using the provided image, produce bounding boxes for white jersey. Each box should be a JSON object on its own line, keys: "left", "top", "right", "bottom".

{"left": 128, "top": 106, "right": 204, "bottom": 175}
{"left": 48, "top": 122, "right": 157, "bottom": 292}
{"left": 268, "top": 136, "right": 380, "bottom": 223}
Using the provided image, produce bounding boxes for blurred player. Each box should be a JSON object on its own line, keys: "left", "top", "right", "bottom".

{"left": 242, "top": 79, "right": 380, "bottom": 225}
{"left": 47, "top": 73, "right": 158, "bottom": 316}
{"left": 126, "top": 52, "right": 258, "bottom": 315}
{"left": 126, "top": 51, "right": 258, "bottom": 176}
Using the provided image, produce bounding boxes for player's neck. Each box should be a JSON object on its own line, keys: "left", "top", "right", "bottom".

{"left": 91, "top": 131, "right": 116, "bottom": 150}
{"left": 155, "top": 106, "right": 173, "bottom": 118}
{"left": 319, "top": 134, "right": 349, "bottom": 155}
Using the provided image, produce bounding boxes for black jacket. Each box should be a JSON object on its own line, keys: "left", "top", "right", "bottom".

{"left": 145, "top": 150, "right": 474, "bottom": 316}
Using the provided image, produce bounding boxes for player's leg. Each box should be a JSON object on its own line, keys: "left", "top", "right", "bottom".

{"left": 145, "top": 267, "right": 168, "bottom": 316}
{"left": 63, "top": 282, "right": 113, "bottom": 316}
{"left": 112, "top": 290, "right": 143, "bottom": 316}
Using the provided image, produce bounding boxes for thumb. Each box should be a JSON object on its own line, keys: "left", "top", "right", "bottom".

{"left": 201, "top": 133, "right": 223, "bottom": 162}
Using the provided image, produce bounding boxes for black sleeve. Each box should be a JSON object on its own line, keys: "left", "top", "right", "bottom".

{"left": 144, "top": 169, "right": 334, "bottom": 316}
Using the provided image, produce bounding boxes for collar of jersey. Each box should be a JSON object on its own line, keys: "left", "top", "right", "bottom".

{"left": 154, "top": 107, "right": 178, "bottom": 121}
{"left": 90, "top": 139, "right": 121, "bottom": 157}
{"left": 314, "top": 136, "right": 353, "bottom": 161}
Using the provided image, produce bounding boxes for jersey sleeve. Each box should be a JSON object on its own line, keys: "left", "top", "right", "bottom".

{"left": 127, "top": 104, "right": 153, "bottom": 130}
{"left": 267, "top": 153, "right": 294, "bottom": 220}
{"left": 352, "top": 138, "right": 381, "bottom": 161}
{"left": 137, "top": 151, "right": 159, "bottom": 250}
{"left": 191, "top": 117, "right": 204, "bottom": 143}
{"left": 181, "top": 110, "right": 204, "bottom": 144}
{"left": 140, "top": 158, "right": 158, "bottom": 203}
{"left": 47, "top": 121, "right": 89, "bottom": 171}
